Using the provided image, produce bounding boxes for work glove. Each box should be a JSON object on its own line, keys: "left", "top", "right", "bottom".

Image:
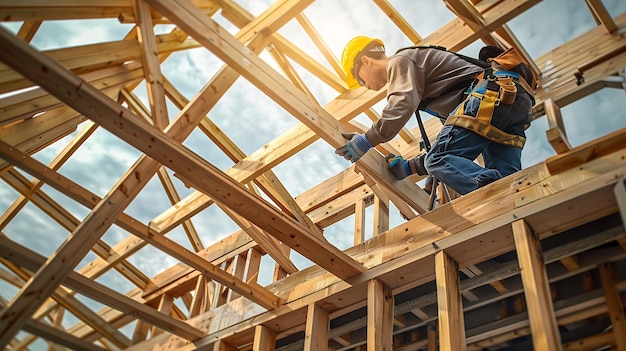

{"left": 384, "top": 153, "right": 428, "bottom": 180}
{"left": 335, "top": 133, "right": 373, "bottom": 163}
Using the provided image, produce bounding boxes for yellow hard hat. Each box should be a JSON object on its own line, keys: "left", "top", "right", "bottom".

{"left": 341, "top": 36, "right": 384, "bottom": 88}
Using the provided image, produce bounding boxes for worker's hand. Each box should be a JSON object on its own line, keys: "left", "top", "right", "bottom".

{"left": 385, "top": 153, "right": 429, "bottom": 179}
{"left": 385, "top": 153, "right": 410, "bottom": 180}
{"left": 335, "top": 133, "right": 372, "bottom": 163}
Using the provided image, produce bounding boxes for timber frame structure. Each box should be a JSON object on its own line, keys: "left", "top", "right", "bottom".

{"left": 0, "top": 0, "right": 626, "bottom": 350}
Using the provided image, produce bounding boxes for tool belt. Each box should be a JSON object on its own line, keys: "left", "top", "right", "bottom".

{"left": 444, "top": 49, "right": 536, "bottom": 149}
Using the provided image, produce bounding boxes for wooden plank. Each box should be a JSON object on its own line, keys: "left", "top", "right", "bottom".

{"left": 367, "top": 279, "right": 393, "bottom": 351}
{"left": 615, "top": 180, "right": 626, "bottom": 227}
{"left": 547, "top": 127, "right": 573, "bottom": 154}
{"left": 295, "top": 13, "right": 343, "bottom": 78}
{"left": 544, "top": 98, "right": 572, "bottom": 154}
{"left": 244, "top": 248, "right": 262, "bottom": 284}
{"left": 16, "top": 20, "right": 41, "bottom": 42}
{"left": 0, "top": 0, "right": 216, "bottom": 22}
{"left": 354, "top": 197, "right": 366, "bottom": 245}
{"left": 253, "top": 325, "right": 276, "bottom": 351}
{"left": 435, "top": 251, "right": 466, "bottom": 351}
{"left": 598, "top": 262, "right": 626, "bottom": 350}
{"left": 213, "top": 340, "right": 237, "bottom": 351}
{"left": 584, "top": 0, "right": 618, "bottom": 33}
{"left": 0, "top": 107, "right": 85, "bottom": 170}
{"left": 151, "top": 79, "right": 441, "bottom": 231}
{"left": 157, "top": 167, "right": 204, "bottom": 252}
{"left": 0, "top": 7, "right": 131, "bottom": 21}
{"left": 189, "top": 276, "right": 207, "bottom": 317}
{"left": 270, "top": 33, "right": 350, "bottom": 91}
{"left": 444, "top": 0, "right": 485, "bottom": 31}
{"left": 546, "top": 127, "right": 626, "bottom": 174}
{"left": 22, "top": 319, "right": 108, "bottom": 351}
{"left": 304, "top": 304, "right": 329, "bottom": 351}
{"left": 427, "top": 322, "right": 437, "bottom": 351}
{"left": 0, "top": 35, "right": 198, "bottom": 94}
{"left": 512, "top": 219, "right": 562, "bottom": 351}
{"left": 560, "top": 255, "right": 581, "bottom": 271}
{"left": 544, "top": 98, "right": 567, "bottom": 134}
{"left": 152, "top": 293, "right": 174, "bottom": 336}
{"left": 132, "top": 0, "right": 169, "bottom": 129}
{"left": 373, "top": 0, "right": 422, "bottom": 44}
{"left": 466, "top": 288, "right": 626, "bottom": 350}
{"left": 493, "top": 24, "right": 541, "bottom": 79}
{"left": 563, "top": 331, "right": 615, "bottom": 351}
{"left": 373, "top": 194, "right": 389, "bottom": 235}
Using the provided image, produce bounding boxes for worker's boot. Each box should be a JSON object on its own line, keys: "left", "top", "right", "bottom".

{"left": 423, "top": 175, "right": 434, "bottom": 194}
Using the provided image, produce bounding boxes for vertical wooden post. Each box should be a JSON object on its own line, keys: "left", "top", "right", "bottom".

{"left": 544, "top": 98, "right": 572, "bottom": 153}
{"left": 131, "top": 320, "right": 150, "bottom": 344}
{"left": 304, "top": 303, "right": 329, "bottom": 351}
{"left": 253, "top": 325, "right": 276, "bottom": 351}
{"left": 213, "top": 261, "right": 229, "bottom": 308}
{"left": 435, "top": 251, "right": 466, "bottom": 351}
{"left": 598, "top": 262, "right": 626, "bottom": 350}
{"left": 427, "top": 322, "right": 437, "bottom": 351}
{"left": 189, "top": 275, "right": 207, "bottom": 317}
{"left": 243, "top": 248, "right": 262, "bottom": 284}
{"left": 226, "top": 253, "right": 246, "bottom": 302}
{"left": 213, "top": 340, "right": 236, "bottom": 351}
{"left": 367, "top": 279, "right": 394, "bottom": 351}
{"left": 373, "top": 195, "right": 389, "bottom": 235}
{"left": 354, "top": 197, "right": 366, "bottom": 245}
{"left": 512, "top": 219, "right": 562, "bottom": 351}
{"left": 614, "top": 180, "right": 626, "bottom": 226}
{"left": 152, "top": 293, "right": 173, "bottom": 336}
{"left": 273, "top": 243, "right": 290, "bottom": 282}
{"left": 132, "top": 0, "right": 169, "bottom": 129}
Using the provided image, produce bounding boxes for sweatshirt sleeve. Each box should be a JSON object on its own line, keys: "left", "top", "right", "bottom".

{"left": 365, "top": 55, "right": 423, "bottom": 145}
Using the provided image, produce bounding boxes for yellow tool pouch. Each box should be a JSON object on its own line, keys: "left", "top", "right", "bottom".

{"left": 496, "top": 76, "right": 517, "bottom": 104}
{"left": 445, "top": 88, "right": 526, "bottom": 148}
{"left": 443, "top": 47, "right": 536, "bottom": 149}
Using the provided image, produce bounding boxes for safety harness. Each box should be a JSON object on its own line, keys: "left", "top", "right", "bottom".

{"left": 399, "top": 45, "right": 537, "bottom": 148}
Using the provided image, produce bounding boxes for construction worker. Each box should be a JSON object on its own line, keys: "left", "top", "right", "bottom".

{"left": 335, "top": 36, "right": 535, "bottom": 195}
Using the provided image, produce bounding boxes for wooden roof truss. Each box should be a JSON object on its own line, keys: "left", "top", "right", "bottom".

{"left": 0, "top": 0, "right": 626, "bottom": 350}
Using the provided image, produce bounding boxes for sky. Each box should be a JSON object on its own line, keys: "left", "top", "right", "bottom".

{"left": 1, "top": 0, "right": 626, "bottom": 346}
